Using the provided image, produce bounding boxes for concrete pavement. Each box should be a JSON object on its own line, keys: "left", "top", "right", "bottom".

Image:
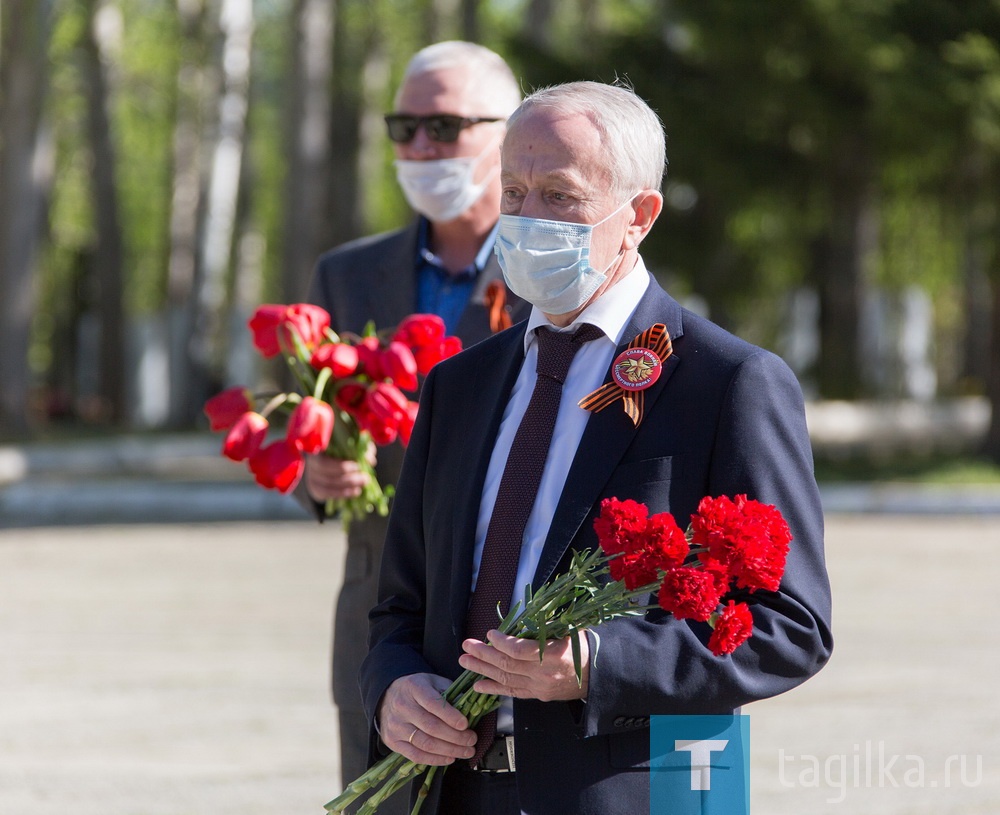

{"left": 1, "top": 515, "right": 999, "bottom": 815}
{"left": 4, "top": 431, "right": 1000, "bottom": 528}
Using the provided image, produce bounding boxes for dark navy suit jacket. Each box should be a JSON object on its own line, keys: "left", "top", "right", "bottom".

{"left": 361, "top": 276, "right": 833, "bottom": 814}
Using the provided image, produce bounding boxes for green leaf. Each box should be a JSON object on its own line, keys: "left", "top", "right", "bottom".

{"left": 571, "top": 627, "right": 583, "bottom": 686}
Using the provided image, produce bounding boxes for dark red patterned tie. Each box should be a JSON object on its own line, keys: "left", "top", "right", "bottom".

{"left": 465, "top": 322, "right": 603, "bottom": 767}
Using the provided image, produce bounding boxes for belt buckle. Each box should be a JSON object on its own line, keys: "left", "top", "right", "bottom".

{"left": 479, "top": 735, "right": 516, "bottom": 773}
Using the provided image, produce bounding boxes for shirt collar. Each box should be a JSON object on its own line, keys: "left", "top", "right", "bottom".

{"left": 523, "top": 255, "right": 652, "bottom": 354}
{"left": 417, "top": 216, "right": 500, "bottom": 280}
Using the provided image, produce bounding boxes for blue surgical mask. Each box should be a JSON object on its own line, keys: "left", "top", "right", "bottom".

{"left": 494, "top": 198, "right": 634, "bottom": 314}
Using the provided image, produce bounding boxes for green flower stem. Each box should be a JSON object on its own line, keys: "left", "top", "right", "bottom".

{"left": 412, "top": 766, "right": 438, "bottom": 815}
{"left": 258, "top": 392, "right": 295, "bottom": 419}
{"left": 313, "top": 365, "right": 333, "bottom": 401}
{"left": 324, "top": 548, "right": 664, "bottom": 815}
{"left": 319, "top": 408, "right": 391, "bottom": 525}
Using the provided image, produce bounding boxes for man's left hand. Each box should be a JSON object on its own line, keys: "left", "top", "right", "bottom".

{"left": 459, "top": 630, "right": 589, "bottom": 702}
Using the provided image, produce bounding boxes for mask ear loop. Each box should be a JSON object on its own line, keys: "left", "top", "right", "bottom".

{"left": 591, "top": 192, "right": 640, "bottom": 275}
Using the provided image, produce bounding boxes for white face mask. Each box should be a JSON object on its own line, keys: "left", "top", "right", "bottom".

{"left": 494, "top": 197, "right": 635, "bottom": 315}
{"left": 394, "top": 143, "right": 498, "bottom": 223}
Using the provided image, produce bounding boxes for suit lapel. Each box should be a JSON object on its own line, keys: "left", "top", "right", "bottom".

{"left": 446, "top": 325, "right": 529, "bottom": 634}
{"left": 532, "top": 283, "right": 686, "bottom": 588}
{"left": 365, "top": 222, "right": 418, "bottom": 329}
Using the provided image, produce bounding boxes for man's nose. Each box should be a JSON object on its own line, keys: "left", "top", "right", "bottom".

{"left": 515, "top": 191, "right": 546, "bottom": 218}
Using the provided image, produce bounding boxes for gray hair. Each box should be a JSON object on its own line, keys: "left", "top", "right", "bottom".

{"left": 508, "top": 81, "right": 667, "bottom": 197}
{"left": 396, "top": 41, "right": 521, "bottom": 119}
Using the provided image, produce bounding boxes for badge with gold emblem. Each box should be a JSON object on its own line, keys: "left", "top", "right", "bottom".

{"left": 612, "top": 347, "right": 662, "bottom": 391}
{"left": 579, "top": 323, "right": 673, "bottom": 426}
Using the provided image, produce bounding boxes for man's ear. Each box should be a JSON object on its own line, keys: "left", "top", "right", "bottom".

{"left": 624, "top": 190, "right": 664, "bottom": 250}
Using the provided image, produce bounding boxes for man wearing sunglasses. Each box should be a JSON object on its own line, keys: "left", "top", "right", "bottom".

{"left": 300, "top": 41, "right": 530, "bottom": 805}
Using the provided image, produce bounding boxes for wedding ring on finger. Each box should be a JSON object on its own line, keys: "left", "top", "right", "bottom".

{"left": 407, "top": 727, "right": 418, "bottom": 745}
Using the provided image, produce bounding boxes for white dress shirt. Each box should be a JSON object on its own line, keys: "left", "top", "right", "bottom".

{"left": 470, "top": 258, "right": 652, "bottom": 734}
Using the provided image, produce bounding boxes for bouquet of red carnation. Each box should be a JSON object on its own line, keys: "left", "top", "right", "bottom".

{"left": 594, "top": 493, "right": 791, "bottom": 655}
{"left": 326, "top": 493, "right": 791, "bottom": 814}
{"left": 203, "top": 304, "right": 461, "bottom": 523}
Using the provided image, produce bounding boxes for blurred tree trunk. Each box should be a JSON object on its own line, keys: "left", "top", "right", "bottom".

{"left": 188, "top": 0, "right": 253, "bottom": 408}
{"left": 281, "top": 0, "right": 333, "bottom": 303}
{"left": 986, "top": 266, "right": 1000, "bottom": 463}
{"left": 812, "top": 135, "right": 877, "bottom": 400}
{"left": 982, "top": 166, "right": 1000, "bottom": 464}
{"left": 423, "top": 0, "right": 457, "bottom": 43}
{"left": 523, "top": 0, "right": 555, "bottom": 48}
{"left": 0, "top": 0, "right": 51, "bottom": 435}
{"left": 81, "top": 0, "right": 127, "bottom": 425}
{"left": 461, "top": 0, "right": 479, "bottom": 41}
{"left": 318, "top": 5, "right": 391, "bottom": 265}
{"left": 166, "top": 0, "right": 209, "bottom": 426}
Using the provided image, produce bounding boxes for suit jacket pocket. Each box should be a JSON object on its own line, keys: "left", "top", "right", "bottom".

{"left": 602, "top": 456, "right": 677, "bottom": 510}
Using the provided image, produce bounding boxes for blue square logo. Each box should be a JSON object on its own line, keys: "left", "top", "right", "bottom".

{"left": 650, "top": 714, "right": 750, "bottom": 815}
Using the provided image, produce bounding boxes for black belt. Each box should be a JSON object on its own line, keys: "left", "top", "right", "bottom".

{"left": 470, "top": 735, "right": 516, "bottom": 773}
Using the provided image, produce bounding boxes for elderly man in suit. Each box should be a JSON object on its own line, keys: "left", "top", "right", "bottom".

{"left": 301, "top": 41, "right": 530, "bottom": 797}
{"left": 361, "top": 81, "right": 834, "bottom": 814}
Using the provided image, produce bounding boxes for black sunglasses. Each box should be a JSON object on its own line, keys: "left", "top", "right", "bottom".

{"left": 384, "top": 114, "right": 502, "bottom": 144}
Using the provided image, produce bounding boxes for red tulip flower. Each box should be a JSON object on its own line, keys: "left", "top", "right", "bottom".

{"left": 222, "top": 411, "right": 269, "bottom": 462}
{"left": 204, "top": 386, "right": 253, "bottom": 431}
{"left": 286, "top": 396, "right": 334, "bottom": 455}
{"left": 366, "top": 382, "right": 410, "bottom": 425}
{"left": 398, "top": 400, "right": 419, "bottom": 447}
{"left": 413, "top": 335, "right": 463, "bottom": 375}
{"left": 311, "top": 343, "right": 360, "bottom": 378}
{"left": 248, "top": 303, "right": 330, "bottom": 358}
{"left": 380, "top": 341, "right": 419, "bottom": 392}
{"left": 335, "top": 383, "right": 367, "bottom": 414}
{"left": 355, "top": 336, "right": 386, "bottom": 381}
{"left": 392, "top": 313, "right": 445, "bottom": 348}
{"left": 248, "top": 439, "right": 304, "bottom": 494}
{"left": 247, "top": 305, "right": 289, "bottom": 357}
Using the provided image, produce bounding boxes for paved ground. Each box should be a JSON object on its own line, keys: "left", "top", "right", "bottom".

{"left": 1, "top": 514, "right": 999, "bottom": 815}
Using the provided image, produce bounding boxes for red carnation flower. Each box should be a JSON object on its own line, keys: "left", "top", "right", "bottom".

{"left": 658, "top": 566, "right": 726, "bottom": 621}
{"left": 641, "top": 512, "right": 690, "bottom": 571}
{"left": 708, "top": 600, "right": 754, "bottom": 656}
{"left": 594, "top": 497, "right": 649, "bottom": 556}
{"left": 692, "top": 494, "right": 791, "bottom": 593}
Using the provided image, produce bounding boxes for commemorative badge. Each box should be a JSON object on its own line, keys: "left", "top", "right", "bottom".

{"left": 579, "top": 323, "right": 673, "bottom": 426}
{"left": 612, "top": 347, "right": 662, "bottom": 391}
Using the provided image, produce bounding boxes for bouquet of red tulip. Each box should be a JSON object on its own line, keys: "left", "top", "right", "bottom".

{"left": 203, "top": 304, "right": 461, "bottom": 523}
{"left": 326, "top": 493, "right": 791, "bottom": 814}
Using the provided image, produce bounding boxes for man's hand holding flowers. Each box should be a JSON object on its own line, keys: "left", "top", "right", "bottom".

{"left": 460, "top": 629, "right": 589, "bottom": 703}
